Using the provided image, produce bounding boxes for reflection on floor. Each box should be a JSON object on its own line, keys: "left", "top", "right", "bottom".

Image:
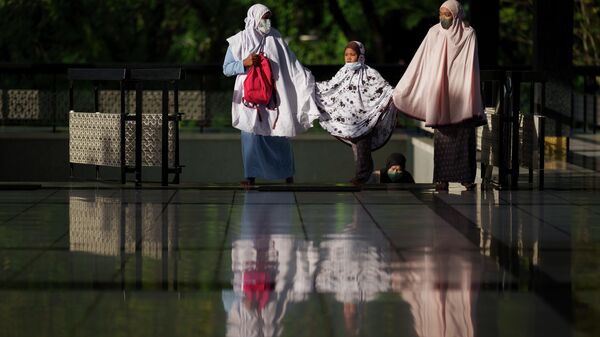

{"left": 1, "top": 188, "right": 599, "bottom": 337}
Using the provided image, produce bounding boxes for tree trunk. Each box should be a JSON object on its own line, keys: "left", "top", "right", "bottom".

{"left": 358, "top": 0, "right": 385, "bottom": 63}
{"left": 327, "top": 0, "right": 356, "bottom": 41}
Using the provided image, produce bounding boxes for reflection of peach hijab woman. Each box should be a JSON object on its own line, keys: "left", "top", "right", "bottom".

{"left": 393, "top": 0, "right": 485, "bottom": 191}
{"left": 223, "top": 4, "right": 320, "bottom": 185}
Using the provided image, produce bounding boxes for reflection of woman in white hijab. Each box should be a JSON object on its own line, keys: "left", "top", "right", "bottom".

{"left": 393, "top": 0, "right": 485, "bottom": 191}
{"left": 224, "top": 192, "right": 317, "bottom": 337}
{"left": 223, "top": 4, "right": 320, "bottom": 185}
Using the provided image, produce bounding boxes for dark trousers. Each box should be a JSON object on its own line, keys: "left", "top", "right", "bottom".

{"left": 351, "top": 133, "right": 373, "bottom": 182}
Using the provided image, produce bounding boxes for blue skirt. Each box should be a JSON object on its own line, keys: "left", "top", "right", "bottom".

{"left": 241, "top": 131, "right": 295, "bottom": 180}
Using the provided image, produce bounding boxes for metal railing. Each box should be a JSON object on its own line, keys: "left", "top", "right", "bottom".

{"left": 572, "top": 66, "right": 600, "bottom": 134}
{"left": 0, "top": 63, "right": 573, "bottom": 189}
{"left": 67, "top": 68, "right": 184, "bottom": 186}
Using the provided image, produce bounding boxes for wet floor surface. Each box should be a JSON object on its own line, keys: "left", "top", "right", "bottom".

{"left": 1, "top": 188, "right": 599, "bottom": 337}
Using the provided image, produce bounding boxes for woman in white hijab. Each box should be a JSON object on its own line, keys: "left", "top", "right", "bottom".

{"left": 316, "top": 41, "right": 397, "bottom": 185}
{"left": 223, "top": 4, "right": 320, "bottom": 185}
{"left": 392, "top": 0, "right": 485, "bottom": 191}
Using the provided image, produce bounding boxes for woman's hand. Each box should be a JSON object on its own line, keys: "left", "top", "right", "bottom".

{"left": 243, "top": 53, "right": 260, "bottom": 67}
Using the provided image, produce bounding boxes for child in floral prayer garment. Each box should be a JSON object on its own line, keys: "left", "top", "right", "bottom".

{"left": 315, "top": 41, "right": 398, "bottom": 185}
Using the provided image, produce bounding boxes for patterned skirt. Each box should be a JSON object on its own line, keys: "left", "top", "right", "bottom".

{"left": 433, "top": 125, "right": 476, "bottom": 183}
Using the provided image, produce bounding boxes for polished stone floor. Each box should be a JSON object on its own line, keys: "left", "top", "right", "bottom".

{"left": 1, "top": 187, "right": 599, "bottom": 337}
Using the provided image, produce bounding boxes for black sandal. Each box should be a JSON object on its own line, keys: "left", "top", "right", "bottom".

{"left": 462, "top": 182, "right": 476, "bottom": 191}
{"left": 241, "top": 177, "right": 255, "bottom": 187}
{"left": 435, "top": 182, "right": 449, "bottom": 191}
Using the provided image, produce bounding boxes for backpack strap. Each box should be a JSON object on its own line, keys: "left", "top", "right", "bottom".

{"left": 270, "top": 84, "right": 279, "bottom": 129}
{"left": 272, "top": 107, "right": 279, "bottom": 129}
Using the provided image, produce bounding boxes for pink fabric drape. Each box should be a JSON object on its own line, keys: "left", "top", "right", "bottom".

{"left": 392, "top": 0, "right": 484, "bottom": 128}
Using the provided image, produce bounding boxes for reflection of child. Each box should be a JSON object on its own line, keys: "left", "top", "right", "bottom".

{"left": 379, "top": 153, "right": 415, "bottom": 183}
{"left": 316, "top": 41, "right": 397, "bottom": 185}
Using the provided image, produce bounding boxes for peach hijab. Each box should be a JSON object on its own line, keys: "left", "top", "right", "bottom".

{"left": 392, "top": 0, "right": 484, "bottom": 127}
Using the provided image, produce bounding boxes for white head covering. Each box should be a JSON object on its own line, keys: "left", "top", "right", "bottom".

{"left": 347, "top": 40, "right": 366, "bottom": 64}
{"left": 230, "top": 4, "right": 270, "bottom": 58}
{"left": 226, "top": 4, "right": 321, "bottom": 137}
{"left": 392, "top": 0, "right": 484, "bottom": 127}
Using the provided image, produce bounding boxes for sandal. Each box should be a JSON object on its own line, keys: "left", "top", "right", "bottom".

{"left": 350, "top": 177, "right": 367, "bottom": 186}
{"left": 435, "top": 182, "right": 449, "bottom": 191}
{"left": 462, "top": 182, "right": 476, "bottom": 191}
{"left": 241, "top": 177, "right": 255, "bottom": 187}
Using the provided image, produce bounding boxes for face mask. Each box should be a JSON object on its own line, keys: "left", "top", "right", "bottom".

{"left": 258, "top": 19, "right": 271, "bottom": 34}
{"left": 440, "top": 17, "right": 453, "bottom": 30}
{"left": 387, "top": 169, "right": 403, "bottom": 182}
{"left": 344, "top": 62, "right": 362, "bottom": 71}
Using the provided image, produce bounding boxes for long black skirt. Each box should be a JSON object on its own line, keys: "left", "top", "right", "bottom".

{"left": 433, "top": 125, "right": 476, "bottom": 183}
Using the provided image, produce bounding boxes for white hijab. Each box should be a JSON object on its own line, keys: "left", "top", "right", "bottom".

{"left": 227, "top": 4, "right": 321, "bottom": 137}
{"left": 392, "top": 0, "right": 484, "bottom": 127}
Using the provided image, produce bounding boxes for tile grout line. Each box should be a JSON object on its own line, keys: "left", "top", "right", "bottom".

{"left": 154, "top": 189, "right": 179, "bottom": 222}
{"left": 352, "top": 192, "right": 408, "bottom": 262}
{"left": 295, "top": 192, "right": 335, "bottom": 337}
{"left": 211, "top": 190, "right": 237, "bottom": 286}
{"left": 3, "top": 190, "right": 67, "bottom": 282}
{"left": 497, "top": 191, "right": 583, "bottom": 237}
{"left": 0, "top": 189, "right": 61, "bottom": 226}
{"left": 293, "top": 192, "right": 309, "bottom": 241}
{"left": 543, "top": 190, "right": 600, "bottom": 216}
{"left": 411, "top": 189, "right": 576, "bottom": 324}
{"left": 6, "top": 230, "right": 69, "bottom": 283}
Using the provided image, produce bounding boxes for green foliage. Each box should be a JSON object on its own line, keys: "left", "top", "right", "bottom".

{"left": 499, "top": 0, "right": 534, "bottom": 66}
{"left": 0, "top": 0, "right": 599, "bottom": 66}
{"left": 574, "top": 0, "right": 600, "bottom": 66}
{"left": 0, "top": 0, "right": 441, "bottom": 64}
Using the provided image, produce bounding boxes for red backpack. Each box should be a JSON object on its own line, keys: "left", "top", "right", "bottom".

{"left": 242, "top": 53, "right": 279, "bottom": 129}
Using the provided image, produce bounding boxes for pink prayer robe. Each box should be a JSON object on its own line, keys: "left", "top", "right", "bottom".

{"left": 393, "top": 0, "right": 484, "bottom": 128}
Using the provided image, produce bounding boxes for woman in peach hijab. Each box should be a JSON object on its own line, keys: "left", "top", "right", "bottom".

{"left": 393, "top": 0, "right": 485, "bottom": 191}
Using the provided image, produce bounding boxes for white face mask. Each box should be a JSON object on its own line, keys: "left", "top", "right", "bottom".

{"left": 258, "top": 19, "right": 271, "bottom": 34}
{"left": 344, "top": 62, "right": 362, "bottom": 71}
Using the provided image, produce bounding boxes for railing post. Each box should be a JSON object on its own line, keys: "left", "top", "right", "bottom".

{"left": 538, "top": 115, "right": 545, "bottom": 190}
{"left": 174, "top": 80, "right": 181, "bottom": 184}
{"left": 585, "top": 74, "right": 598, "bottom": 134}
{"left": 161, "top": 81, "right": 169, "bottom": 186}
{"left": 69, "top": 80, "right": 74, "bottom": 111}
{"left": 93, "top": 81, "right": 99, "bottom": 113}
{"left": 498, "top": 72, "right": 511, "bottom": 189}
{"left": 135, "top": 81, "right": 143, "bottom": 187}
{"left": 120, "top": 80, "right": 127, "bottom": 184}
{"left": 583, "top": 76, "right": 588, "bottom": 133}
{"left": 570, "top": 88, "right": 575, "bottom": 131}
{"left": 201, "top": 71, "right": 206, "bottom": 132}
{"left": 511, "top": 72, "right": 521, "bottom": 188}
{"left": 591, "top": 77, "right": 598, "bottom": 134}
{"left": 52, "top": 73, "right": 57, "bottom": 133}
